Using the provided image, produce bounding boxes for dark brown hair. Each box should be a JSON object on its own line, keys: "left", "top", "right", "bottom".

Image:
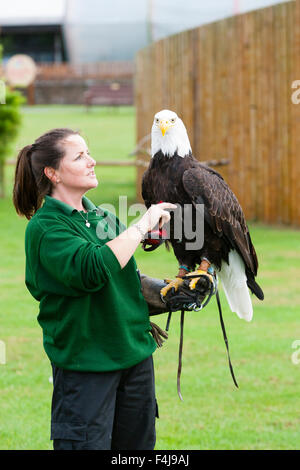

{"left": 13, "top": 128, "right": 79, "bottom": 219}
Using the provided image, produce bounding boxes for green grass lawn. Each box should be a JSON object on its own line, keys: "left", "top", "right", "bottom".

{"left": 0, "top": 105, "right": 300, "bottom": 450}
{"left": 15, "top": 105, "right": 136, "bottom": 163}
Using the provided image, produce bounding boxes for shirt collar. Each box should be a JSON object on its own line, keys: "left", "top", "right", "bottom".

{"left": 82, "top": 195, "right": 97, "bottom": 212}
{"left": 43, "top": 195, "right": 97, "bottom": 215}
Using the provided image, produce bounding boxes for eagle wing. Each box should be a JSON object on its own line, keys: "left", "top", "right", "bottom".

{"left": 182, "top": 163, "right": 258, "bottom": 276}
{"left": 141, "top": 171, "right": 151, "bottom": 208}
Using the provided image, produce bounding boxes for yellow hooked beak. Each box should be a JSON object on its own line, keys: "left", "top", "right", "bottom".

{"left": 159, "top": 120, "right": 171, "bottom": 136}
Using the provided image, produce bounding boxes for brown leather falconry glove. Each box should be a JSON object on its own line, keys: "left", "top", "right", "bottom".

{"left": 139, "top": 272, "right": 170, "bottom": 316}
{"left": 139, "top": 271, "right": 214, "bottom": 315}
{"left": 138, "top": 271, "right": 215, "bottom": 348}
{"left": 138, "top": 272, "right": 170, "bottom": 347}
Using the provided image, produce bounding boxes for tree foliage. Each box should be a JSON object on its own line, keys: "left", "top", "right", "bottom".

{"left": 0, "top": 44, "right": 25, "bottom": 197}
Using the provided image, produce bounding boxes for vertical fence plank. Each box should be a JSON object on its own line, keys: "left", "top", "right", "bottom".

{"left": 223, "top": 16, "right": 236, "bottom": 190}
{"left": 227, "top": 15, "right": 240, "bottom": 197}
{"left": 214, "top": 18, "right": 227, "bottom": 181}
{"left": 280, "top": 3, "right": 290, "bottom": 224}
{"left": 290, "top": 0, "right": 300, "bottom": 226}
{"left": 248, "top": 10, "right": 259, "bottom": 222}
{"left": 262, "top": 7, "right": 272, "bottom": 223}
{"left": 241, "top": 12, "right": 254, "bottom": 219}
{"left": 273, "top": 6, "right": 282, "bottom": 223}
{"left": 193, "top": 28, "right": 201, "bottom": 160}
{"left": 286, "top": 1, "right": 293, "bottom": 226}
{"left": 219, "top": 17, "right": 231, "bottom": 184}
{"left": 265, "top": 6, "right": 277, "bottom": 224}
{"left": 254, "top": 9, "right": 264, "bottom": 221}
{"left": 198, "top": 25, "right": 208, "bottom": 161}
{"left": 276, "top": 3, "right": 290, "bottom": 224}
{"left": 235, "top": 13, "right": 246, "bottom": 212}
{"left": 206, "top": 24, "right": 216, "bottom": 163}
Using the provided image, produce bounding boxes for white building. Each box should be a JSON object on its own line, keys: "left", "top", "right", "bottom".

{"left": 0, "top": 0, "right": 290, "bottom": 63}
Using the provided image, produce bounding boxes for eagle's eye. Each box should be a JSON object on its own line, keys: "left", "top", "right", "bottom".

{"left": 155, "top": 118, "right": 159, "bottom": 123}
{"left": 170, "top": 118, "right": 176, "bottom": 123}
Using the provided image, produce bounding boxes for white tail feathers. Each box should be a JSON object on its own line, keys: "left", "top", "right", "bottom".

{"left": 217, "top": 250, "right": 253, "bottom": 322}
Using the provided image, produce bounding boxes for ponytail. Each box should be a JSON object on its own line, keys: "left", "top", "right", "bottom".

{"left": 12, "top": 128, "right": 79, "bottom": 220}
{"left": 13, "top": 145, "right": 40, "bottom": 220}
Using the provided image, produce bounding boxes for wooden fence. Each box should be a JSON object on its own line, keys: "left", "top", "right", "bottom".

{"left": 36, "top": 61, "right": 134, "bottom": 80}
{"left": 135, "top": 0, "right": 300, "bottom": 227}
{"left": 0, "top": 61, "right": 134, "bottom": 81}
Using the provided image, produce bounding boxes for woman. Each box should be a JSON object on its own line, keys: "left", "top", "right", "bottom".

{"left": 13, "top": 128, "right": 176, "bottom": 450}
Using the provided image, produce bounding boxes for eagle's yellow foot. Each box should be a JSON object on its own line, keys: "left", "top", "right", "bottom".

{"left": 184, "top": 259, "right": 214, "bottom": 290}
{"left": 185, "top": 269, "right": 214, "bottom": 290}
{"left": 160, "top": 277, "right": 184, "bottom": 300}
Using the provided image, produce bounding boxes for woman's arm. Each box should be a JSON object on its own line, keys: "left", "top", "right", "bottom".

{"left": 35, "top": 203, "right": 176, "bottom": 295}
{"left": 106, "top": 202, "right": 176, "bottom": 269}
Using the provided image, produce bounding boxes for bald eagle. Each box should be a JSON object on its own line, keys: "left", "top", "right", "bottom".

{"left": 142, "top": 109, "right": 264, "bottom": 321}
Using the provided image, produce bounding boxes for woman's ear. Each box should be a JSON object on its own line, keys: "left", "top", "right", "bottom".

{"left": 44, "top": 167, "right": 59, "bottom": 184}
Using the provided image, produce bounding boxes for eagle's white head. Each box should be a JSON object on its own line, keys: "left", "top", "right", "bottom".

{"left": 151, "top": 109, "right": 192, "bottom": 158}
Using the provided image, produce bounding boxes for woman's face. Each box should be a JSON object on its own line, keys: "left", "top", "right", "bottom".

{"left": 54, "top": 134, "right": 98, "bottom": 192}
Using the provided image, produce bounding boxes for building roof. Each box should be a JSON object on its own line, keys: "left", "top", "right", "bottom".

{"left": 0, "top": 0, "right": 66, "bottom": 26}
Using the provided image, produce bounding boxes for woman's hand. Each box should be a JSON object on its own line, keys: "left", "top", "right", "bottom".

{"left": 106, "top": 202, "right": 177, "bottom": 269}
{"left": 139, "top": 202, "right": 177, "bottom": 233}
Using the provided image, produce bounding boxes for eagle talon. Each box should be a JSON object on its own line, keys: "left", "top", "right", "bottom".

{"left": 160, "top": 277, "right": 184, "bottom": 300}
{"left": 185, "top": 269, "right": 214, "bottom": 290}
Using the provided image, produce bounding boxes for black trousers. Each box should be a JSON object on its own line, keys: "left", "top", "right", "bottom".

{"left": 51, "top": 355, "right": 158, "bottom": 450}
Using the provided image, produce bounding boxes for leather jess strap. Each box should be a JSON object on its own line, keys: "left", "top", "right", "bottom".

{"left": 165, "top": 274, "right": 239, "bottom": 401}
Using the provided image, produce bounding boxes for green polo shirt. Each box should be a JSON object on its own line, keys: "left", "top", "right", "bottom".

{"left": 25, "top": 194, "right": 156, "bottom": 372}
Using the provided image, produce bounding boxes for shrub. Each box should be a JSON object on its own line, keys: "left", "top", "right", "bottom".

{"left": 0, "top": 44, "right": 25, "bottom": 197}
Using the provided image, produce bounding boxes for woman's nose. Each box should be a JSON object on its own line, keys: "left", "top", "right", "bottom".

{"left": 86, "top": 155, "right": 96, "bottom": 166}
